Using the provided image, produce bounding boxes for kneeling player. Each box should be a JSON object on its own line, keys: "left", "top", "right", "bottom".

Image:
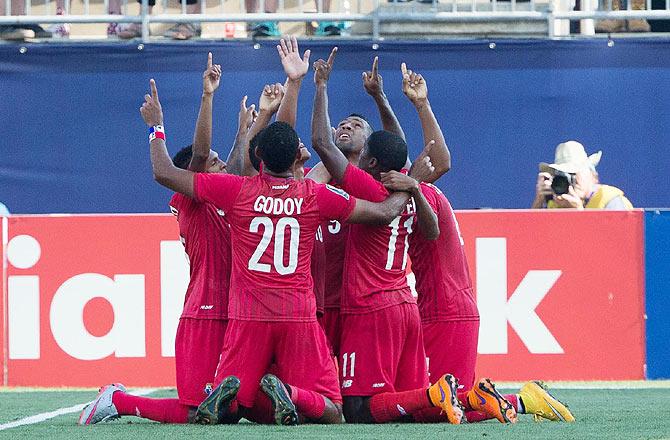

{"left": 80, "top": 55, "right": 236, "bottom": 426}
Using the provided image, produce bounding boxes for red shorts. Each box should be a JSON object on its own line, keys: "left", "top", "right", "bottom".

{"left": 339, "top": 302, "right": 428, "bottom": 397}
{"left": 319, "top": 308, "right": 342, "bottom": 357}
{"left": 175, "top": 318, "right": 228, "bottom": 406}
{"left": 422, "top": 320, "right": 479, "bottom": 391}
{"left": 214, "top": 319, "right": 341, "bottom": 407}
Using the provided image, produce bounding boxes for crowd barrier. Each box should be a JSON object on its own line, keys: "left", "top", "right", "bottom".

{"left": 2, "top": 209, "right": 663, "bottom": 387}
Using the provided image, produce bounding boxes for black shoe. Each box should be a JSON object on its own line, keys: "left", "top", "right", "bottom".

{"left": 260, "top": 374, "right": 298, "bottom": 425}
{"left": 193, "top": 375, "right": 241, "bottom": 425}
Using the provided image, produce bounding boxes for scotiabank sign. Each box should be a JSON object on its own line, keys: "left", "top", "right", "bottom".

{"left": 0, "top": 211, "right": 645, "bottom": 386}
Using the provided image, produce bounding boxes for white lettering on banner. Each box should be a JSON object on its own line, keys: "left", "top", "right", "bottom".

{"left": 8, "top": 277, "right": 40, "bottom": 359}
{"left": 4, "top": 232, "right": 567, "bottom": 363}
{"left": 476, "top": 237, "right": 564, "bottom": 354}
{"left": 160, "top": 241, "right": 189, "bottom": 357}
{"left": 50, "top": 273, "right": 146, "bottom": 360}
{"left": 6, "top": 234, "right": 42, "bottom": 360}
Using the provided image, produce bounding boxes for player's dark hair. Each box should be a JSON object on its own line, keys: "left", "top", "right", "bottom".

{"left": 257, "top": 122, "right": 299, "bottom": 174}
{"left": 348, "top": 113, "right": 371, "bottom": 126}
{"left": 366, "top": 130, "right": 408, "bottom": 172}
{"left": 172, "top": 145, "right": 193, "bottom": 170}
{"left": 248, "top": 132, "right": 262, "bottom": 172}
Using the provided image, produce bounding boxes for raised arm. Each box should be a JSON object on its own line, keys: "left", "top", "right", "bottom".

{"left": 363, "top": 56, "right": 405, "bottom": 141}
{"left": 401, "top": 63, "right": 451, "bottom": 182}
{"left": 141, "top": 79, "right": 195, "bottom": 197}
{"left": 226, "top": 95, "right": 256, "bottom": 176}
{"left": 276, "top": 36, "right": 310, "bottom": 127}
{"left": 189, "top": 52, "right": 222, "bottom": 172}
{"left": 311, "top": 47, "right": 350, "bottom": 182}
{"left": 242, "top": 83, "right": 284, "bottom": 176}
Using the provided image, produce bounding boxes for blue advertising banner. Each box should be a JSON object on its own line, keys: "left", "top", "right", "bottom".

{"left": 1, "top": 39, "right": 669, "bottom": 213}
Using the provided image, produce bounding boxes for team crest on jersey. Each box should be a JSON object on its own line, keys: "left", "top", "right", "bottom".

{"left": 217, "top": 209, "right": 226, "bottom": 217}
{"left": 169, "top": 205, "right": 178, "bottom": 217}
{"left": 326, "top": 184, "right": 350, "bottom": 200}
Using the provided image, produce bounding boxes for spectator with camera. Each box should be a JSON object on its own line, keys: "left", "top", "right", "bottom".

{"left": 532, "top": 141, "right": 633, "bottom": 210}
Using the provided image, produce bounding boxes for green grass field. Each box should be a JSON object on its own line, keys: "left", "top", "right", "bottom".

{"left": 1, "top": 384, "right": 670, "bottom": 439}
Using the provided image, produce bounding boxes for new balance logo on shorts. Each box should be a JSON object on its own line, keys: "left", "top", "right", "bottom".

{"left": 342, "top": 380, "right": 353, "bottom": 388}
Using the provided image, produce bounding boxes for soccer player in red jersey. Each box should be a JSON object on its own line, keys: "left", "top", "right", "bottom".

{"left": 140, "top": 75, "right": 429, "bottom": 424}
{"left": 80, "top": 54, "right": 240, "bottom": 426}
{"left": 382, "top": 65, "right": 574, "bottom": 425}
{"left": 311, "top": 53, "right": 466, "bottom": 425}
{"left": 308, "top": 51, "right": 409, "bottom": 357}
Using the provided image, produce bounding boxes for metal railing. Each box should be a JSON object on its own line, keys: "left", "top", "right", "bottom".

{"left": 2, "top": 0, "right": 670, "bottom": 40}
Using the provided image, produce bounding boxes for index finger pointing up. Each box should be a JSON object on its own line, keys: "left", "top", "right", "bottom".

{"left": 401, "top": 62, "right": 408, "bottom": 77}
{"left": 372, "top": 56, "right": 379, "bottom": 77}
{"left": 150, "top": 79, "right": 159, "bottom": 101}
{"left": 207, "top": 52, "right": 213, "bottom": 68}
{"left": 327, "top": 46, "right": 338, "bottom": 67}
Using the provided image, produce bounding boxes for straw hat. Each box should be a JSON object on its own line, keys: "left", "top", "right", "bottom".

{"left": 539, "top": 141, "right": 602, "bottom": 174}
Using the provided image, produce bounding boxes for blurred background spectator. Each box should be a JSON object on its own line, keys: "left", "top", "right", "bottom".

{"left": 532, "top": 140, "right": 633, "bottom": 210}
{"left": 0, "top": 0, "right": 69, "bottom": 39}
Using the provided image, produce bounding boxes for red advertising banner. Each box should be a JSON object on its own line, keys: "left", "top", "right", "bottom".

{"left": 4, "top": 215, "right": 183, "bottom": 387}
{"left": 463, "top": 210, "right": 645, "bottom": 381}
{"left": 0, "top": 211, "right": 645, "bottom": 387}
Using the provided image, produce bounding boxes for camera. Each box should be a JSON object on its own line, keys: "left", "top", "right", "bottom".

{"left": 551, "top": 170, "right": 576, "bottom": 195}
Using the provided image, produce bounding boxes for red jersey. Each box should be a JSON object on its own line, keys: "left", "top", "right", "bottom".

{"left": 339, "top": 164, "right": 416, "bottom": 314}
{"left": 169, "top": 193, "right": 231, "bottom": 319}
{"left": 409, "top": 183, "right": 479, "bottom": 322}
{"left": 322, "top": 181, "right": 350, "bottom": 310}
{"left": 194, "top": 172, "right": 356, "bottom": 322}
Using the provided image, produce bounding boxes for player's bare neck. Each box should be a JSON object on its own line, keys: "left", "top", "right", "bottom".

{"left": 346, "top": 151, "right": 361, "bottom": 165}
{"left": 264, "top": 169, "right": 295, "bottom": 179}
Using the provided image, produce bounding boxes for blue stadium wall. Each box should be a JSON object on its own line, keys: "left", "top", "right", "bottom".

{"left": 1, "top": 39, "right": 670, "bottom": 213}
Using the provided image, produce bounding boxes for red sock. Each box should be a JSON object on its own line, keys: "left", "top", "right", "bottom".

{"left": 368, "top": 389, "right": 431, "bottom": 423}
{"left": 112, "top": 392, "right": 190, "bottom": 424}
{"left": 457, "top": 390, "right": 474, "bottom": 411}
{"left": 505, "top": 394, "right": 520, "bottom": 413}
{"left": 411, "top": 407, "right": 448, "bottom": 423}
{"left": 288, "top": 385, "right": 326, "bottom": 420}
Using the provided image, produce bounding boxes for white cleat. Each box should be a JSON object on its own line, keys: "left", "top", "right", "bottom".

{"left": 78, "top": 383, "right": 126, "bottom": 425}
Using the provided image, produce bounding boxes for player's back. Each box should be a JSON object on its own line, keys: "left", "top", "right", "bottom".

{"left": 409, "top": 183, "right": 478, "bottom": 322}
{"left": 169, "top": 193, "right": 231, "bottom": 319}
{"left": 340, "top": 164, "right": 417, "bottom": 313}
{"left": 227, "top": 174, "right": 323, "bottom": 321}
{"left": 194, "top": 171, "right": 356, "bottom": 322}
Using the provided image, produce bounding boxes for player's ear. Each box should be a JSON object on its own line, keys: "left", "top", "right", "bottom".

{"left": 368, "top": 156, "right": 379, "bottom": 170}
{"left": 254, "top": 146, "right": 262, "bottom": 161}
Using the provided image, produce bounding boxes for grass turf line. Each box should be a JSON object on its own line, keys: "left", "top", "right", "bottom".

{"left": 0, "top": 388, "right": 669, "bottom": 439}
